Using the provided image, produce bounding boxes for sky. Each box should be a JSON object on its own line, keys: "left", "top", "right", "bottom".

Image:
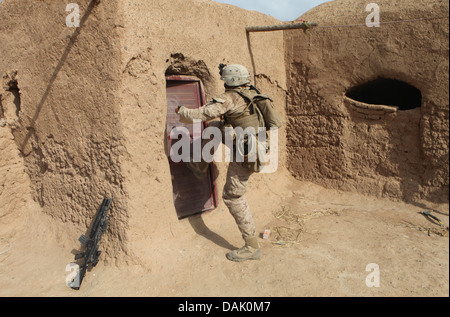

{"left": 0, "top": 0, "right": 330, "bottom": 21}
{"left": 213, "top": 0, "right": 332, "bottom": 21}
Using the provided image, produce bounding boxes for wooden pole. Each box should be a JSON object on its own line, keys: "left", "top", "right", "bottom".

{"left": 246, "top": 22, "right": 318, "bottom": 33}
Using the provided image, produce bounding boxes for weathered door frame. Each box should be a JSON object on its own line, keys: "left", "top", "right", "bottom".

{"left": 165, "top": 75, "right": 218, "bottom": 219}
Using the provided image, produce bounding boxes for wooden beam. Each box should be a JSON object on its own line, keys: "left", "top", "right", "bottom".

{"left": 246, "top": 22, "right": 318, "bottom": 33}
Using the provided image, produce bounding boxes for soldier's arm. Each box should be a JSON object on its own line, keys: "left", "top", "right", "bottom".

{"left": 177, "top": 97, "right": 230, "bottom": 124}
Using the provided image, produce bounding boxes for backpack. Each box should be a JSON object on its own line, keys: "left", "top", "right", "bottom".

{"left": 222, "top": 86, "right": 283, "bottom": 172}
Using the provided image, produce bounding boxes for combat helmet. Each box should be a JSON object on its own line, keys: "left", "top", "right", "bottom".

{"left": 219, "top": 64, "right": 251, "bottom": 87}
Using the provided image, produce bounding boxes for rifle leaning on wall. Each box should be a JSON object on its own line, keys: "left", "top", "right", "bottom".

{"left": 69, "top": 197, "right": 113, "bottom": 290}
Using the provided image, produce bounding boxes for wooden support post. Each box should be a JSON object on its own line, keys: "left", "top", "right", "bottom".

{"left": 246, "top": 22, "right": 318, "bottom": 33}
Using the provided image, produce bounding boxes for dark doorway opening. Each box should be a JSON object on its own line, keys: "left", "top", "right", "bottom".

{"left": 165, "top": 75, "right": 218, "bottom": 219}
{"left": 7, "top": 81, "right": 21, "bottom": 116}
{"left": 346, "top": 78, "right": 422, "bottom": 110}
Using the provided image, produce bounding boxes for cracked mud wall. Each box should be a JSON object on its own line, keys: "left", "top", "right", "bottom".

{"left": 285, "top": 0, "right": 449, "bottom": 203}
{"left": 0, "top": 0, "right": 129, "bottom": 262}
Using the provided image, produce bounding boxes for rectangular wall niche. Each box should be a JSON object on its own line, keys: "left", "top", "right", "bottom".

{"left": 165, "top": 75, "right": 218, "bottom": 219}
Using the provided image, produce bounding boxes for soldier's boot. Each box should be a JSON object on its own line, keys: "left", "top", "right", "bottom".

{"left": 226, "top": 236, "right": 262, "bottom": 262}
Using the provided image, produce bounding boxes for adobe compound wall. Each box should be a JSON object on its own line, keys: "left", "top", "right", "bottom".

{"left": 285, "top": 0, "right": 449, "bottom": 204}
{"left": 0, "top": 0, "right": 448, "bottom": 267}
{"left": 0, "top": 0, "right": 287, "bottom": 266}
{"left": 116, "top": 0, "right": 288, "bottom": 265}
{"left": 0, "top": 0, "right": 129, "bottom": 261}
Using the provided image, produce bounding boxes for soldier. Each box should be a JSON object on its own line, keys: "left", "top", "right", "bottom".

{"left": 175, "top": 64, "right": 278, "bottom": 262}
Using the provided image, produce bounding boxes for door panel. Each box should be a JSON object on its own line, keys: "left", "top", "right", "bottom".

{"left": 165, "top": 76, "right": 217, "bottom": 219}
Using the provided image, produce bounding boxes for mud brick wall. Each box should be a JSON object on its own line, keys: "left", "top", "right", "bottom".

{"left": 285, "top": 0, "right": 449, "bottom": 203}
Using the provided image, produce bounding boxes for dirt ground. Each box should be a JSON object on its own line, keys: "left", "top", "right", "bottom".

{"left": 0, "top": 0, "right": 448, "bottom": 300}
{"left": 0, "top": 177, "right": 448, "bottom": 297}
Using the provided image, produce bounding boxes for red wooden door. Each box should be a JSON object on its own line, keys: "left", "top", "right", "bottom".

{"left": 166, "top": 76, "right": 218, "bottom": 219}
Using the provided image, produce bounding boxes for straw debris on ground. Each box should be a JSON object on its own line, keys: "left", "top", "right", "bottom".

{"left": 270, "top": 205, "right": 342, "bottom": 246}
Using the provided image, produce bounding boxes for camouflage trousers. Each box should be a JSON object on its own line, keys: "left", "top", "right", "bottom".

{"left": 222, "top": 162, "right": 256, "bottom": 238}
{"left": 185, "top": 129, "right": 256, "bottom": 239}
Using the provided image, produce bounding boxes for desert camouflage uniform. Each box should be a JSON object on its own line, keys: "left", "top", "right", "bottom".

{"left": 178, "top": 88, "right": 256, "bottom": 238}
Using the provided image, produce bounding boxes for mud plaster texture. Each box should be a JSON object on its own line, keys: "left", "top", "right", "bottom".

{"left": 0, "top": 0, "right": 448, "bottom": 297}
{"left": 286, "top": 0, "right": 449, "bottom": 204}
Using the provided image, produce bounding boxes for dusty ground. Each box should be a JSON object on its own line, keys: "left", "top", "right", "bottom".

{"left": 0, "top": 177, "right": 448, "bottom": 297}
{"left": 0, "top": 0, "right": 447, "bottom": 300}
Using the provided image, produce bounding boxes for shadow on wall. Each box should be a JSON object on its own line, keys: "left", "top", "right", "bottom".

{"left": 17, "top": 0, "right": 100, "bottom": 155}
